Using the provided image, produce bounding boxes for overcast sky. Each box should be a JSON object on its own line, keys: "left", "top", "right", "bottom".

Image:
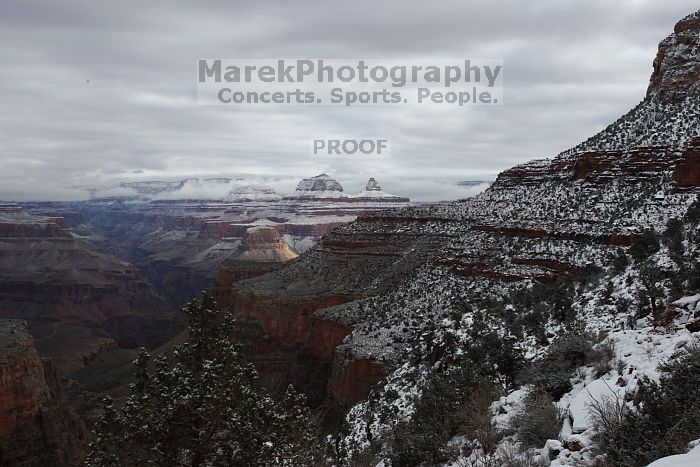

{"left": 0, "top": 0, "right": 698, "bottom": 201}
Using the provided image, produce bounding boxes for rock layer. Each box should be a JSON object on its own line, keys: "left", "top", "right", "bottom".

{"left": 0, "top": 206, "right": 182, "bottom": 375}
{"left": 216, "top": 13, "right": 700, "bottom": 423}
{"left": 648, "top": 11, "right": 700, "bottom": 102}
{"left": 0, "top": 320, "right": 87, "bottom": 465}
{"left": 238, "top": 226, "right": 298, "bottom": 262}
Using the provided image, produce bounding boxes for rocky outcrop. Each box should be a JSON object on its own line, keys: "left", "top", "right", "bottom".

{"left": 328, "top": 355, "right": 385, "bottom": 404}
{"left": 238, "top": 226, "right": 298, "bottom": 262}
{"left": 0, "top": 206, "right": 183, "bottom": 375}
{"left": 560, "top": 11, "right": 700, "bottom": 156}
{"left": 365, "top": 177, "right": 382, "bottom": 192}
{"left": 647, "top": 10, "right": 700, "bottom": 102}
{"left": 351, "top": 178, "right": 411, "bottom": 203}
{"left": 673, "top": 137, "right": 700, "bottom": 189}
{"left": 215, "top": 11, "right": 700, "bottom": 424}
{"left": 216, "top": 221, "right": 450, "bottom": 410}
{"left": 0, "top": 320, "right": 87, "bottom": 465}
{"left": 497, "top": 146, "right": 682, "bottom": 187}
{"left": 216, "top": 287, "right": 357, "bottom": 407}
{"left": 284, "top": 174, "right": 348, "bottom": 200}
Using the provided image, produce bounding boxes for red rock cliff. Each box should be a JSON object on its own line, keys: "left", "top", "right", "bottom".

{"left": 647, "top": 11, "right": 700, "bottom": 102}
{"left": 0, "top": 320, "right": 88, "bottom": 465}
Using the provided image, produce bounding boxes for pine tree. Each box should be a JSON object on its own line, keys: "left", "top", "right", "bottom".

{"left": 85, "top": 292, "right": 315, "bottom": 467}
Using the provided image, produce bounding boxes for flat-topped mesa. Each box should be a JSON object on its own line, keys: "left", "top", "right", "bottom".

{"left": 284, "top": 174, "right": 348, "bottom": 201}
{"left": 225, "top": 184, "right": 282, "bottom": 203}
{"left": 647, "top": 10, "right": 700, "bottom": 102}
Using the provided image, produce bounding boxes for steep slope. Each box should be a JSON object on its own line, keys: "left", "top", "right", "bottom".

{"left": 0, "top": 204, "right": 181, "bottom": 375}
{"left": 562, "top": 10, "right": 700, "bottom": 155}
{"left": 0, "top": 320, "right": 88, "bottom": 465}
{"left": 216, "top": 10, "right": 700, "bottom": 450}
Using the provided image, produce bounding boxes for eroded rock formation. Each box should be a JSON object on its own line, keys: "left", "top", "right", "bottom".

{"left": 0, "top": 320, "right": 87, "bottom": 465}
{"left": 648, "top": 10, "right": 700, "bottom": 102}
{"left": 238, "top": 226, "right": 298, "bottom": 262}
{"left": 215, "top": 12, "right": 700, "bottom": 424}
{"left": 0, "top": 205, "right": 182, "bottom": 375}
{"left": 71, "top": 175, "right": 410, "bottom": 307}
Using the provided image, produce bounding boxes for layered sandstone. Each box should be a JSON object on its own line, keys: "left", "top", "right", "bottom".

{"left": 216, "top": 13, "right": 700, "bottom": 422}
{"left": 674, "top": 137, "right": 700, "bottom": 189}
{"left": 238, "top": 226, "right": 298, "bottom": 262}
{"left": 648, "top": 11, "right": 700, "bottom": 102}
{"left": 71, "top": 175, "right": 410, "bottom": 310}
{"left": 0, "top": 206, "right": 182, "bottom": 375}
{"left": 0, "top": 320, "right": 87, "bottom": 465}
{"left": 284, "top": 174, "right": 347, "bottom": 201}
{"left": 217, "top": 222, "right": 451, "bottom": 410}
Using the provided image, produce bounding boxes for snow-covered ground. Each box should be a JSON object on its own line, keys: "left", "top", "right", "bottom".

{"left": 648, "top": 442, "right": 700, "bottom": 467}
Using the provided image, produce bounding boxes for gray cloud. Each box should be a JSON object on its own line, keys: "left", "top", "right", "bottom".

{"left": 0, "top": 0, "right": 697, "bottom": 202}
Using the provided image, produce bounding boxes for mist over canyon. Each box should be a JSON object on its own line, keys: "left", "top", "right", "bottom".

{"left": 1, "top": 4, "right": 700, "bottom": 467}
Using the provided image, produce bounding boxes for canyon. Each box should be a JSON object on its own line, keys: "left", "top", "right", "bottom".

{"left": 0, "top": 8, "right": 699, "bottom": 466}
{"left": 211, "top": 10, "right": 700, "bottom": 432}
{"left": 0, "top": 175, "right": 411, "bottom": 464}
{"left": 0, "top": 320, "right": 87, "bottom": 465}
